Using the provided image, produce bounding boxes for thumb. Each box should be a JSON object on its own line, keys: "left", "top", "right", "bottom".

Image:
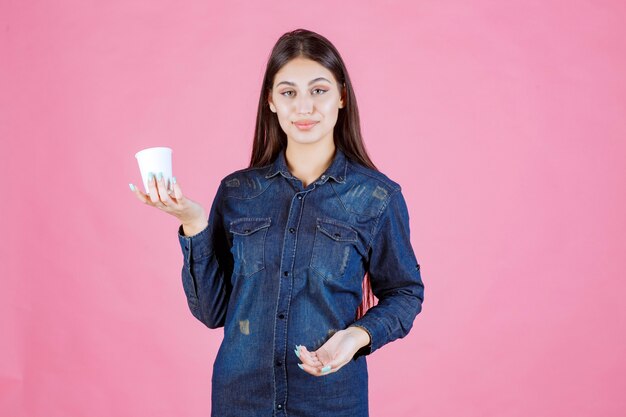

{"left": 315, "top": 347, "right": 349, "bottom": 374}
{"left": 324, "top": 351, "right": 348, "bottom": 368}
{"left": 318, "top": 355, "right": 346, "bottom": 375}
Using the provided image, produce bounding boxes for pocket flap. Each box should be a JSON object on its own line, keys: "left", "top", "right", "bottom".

{"left": 229, "top": 217, "right": 271, "bottom": 235}
{"left": 316, "top": 218, "right": 358, "bottom": 242}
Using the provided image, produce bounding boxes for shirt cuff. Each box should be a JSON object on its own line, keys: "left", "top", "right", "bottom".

{"left": 349, "top": 316, "right": 387, "bottom": 356}
{"left": 177, "top": 223, "right": 212, "bottom": 263}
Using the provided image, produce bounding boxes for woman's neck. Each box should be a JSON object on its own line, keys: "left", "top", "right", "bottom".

{"left": 285, "top": 140, "right": 335, "bottom": 188}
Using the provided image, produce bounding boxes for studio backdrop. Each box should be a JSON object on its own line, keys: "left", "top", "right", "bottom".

{"left": 1, "top": 1, "right": 625, "bottom": 416}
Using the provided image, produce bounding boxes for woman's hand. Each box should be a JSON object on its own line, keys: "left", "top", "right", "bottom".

{"left": 295, "top": 326, "right": 371, "bottom": 376}
{"left": 129, "top": 172, "right": 207, "bottom": 229}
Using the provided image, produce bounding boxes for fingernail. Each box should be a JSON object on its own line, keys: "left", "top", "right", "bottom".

{"left": 158, "top": 172, "right": 163, "bottom": 180}
{"left": 129, "top": 183, "right": 135, "bottom": 191}
{"left": 321, "top": 365, "right": 331, "bottom": 373}
{"left": 148, "top": 172, "right": 154, "bottom": 181}
{"left": 294, "top": 349, "right": 300, "bottom": 358}
{"left": 297, "top": 363, "right": 304, "bottom": 371}
{"left": 172, "top": 176, "right": 177, "bottom": 184}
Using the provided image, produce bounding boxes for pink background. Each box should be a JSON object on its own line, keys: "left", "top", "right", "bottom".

{"left": 2, "top": 1, "right": 625, "bottom": 416}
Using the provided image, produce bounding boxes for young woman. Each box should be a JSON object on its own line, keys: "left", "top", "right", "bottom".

{"left": 130, "top": 28, "right": 424, "bottom": 417}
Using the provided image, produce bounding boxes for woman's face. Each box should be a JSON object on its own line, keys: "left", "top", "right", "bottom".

{"left": 268, "top": 57, "right": 345, "bottom": 147}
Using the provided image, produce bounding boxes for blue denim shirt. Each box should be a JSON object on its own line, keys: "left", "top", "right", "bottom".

{"left": 177, "top": 147, "right": 424, "bottom": 417}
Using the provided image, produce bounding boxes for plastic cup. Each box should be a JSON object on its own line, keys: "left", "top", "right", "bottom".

{"left": 134, "top": 147, "right": 173, "bottom": 193}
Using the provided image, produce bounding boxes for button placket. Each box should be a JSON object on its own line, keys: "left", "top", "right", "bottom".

{"left": 273, "top": 191, "right": 307, "bottom": 410}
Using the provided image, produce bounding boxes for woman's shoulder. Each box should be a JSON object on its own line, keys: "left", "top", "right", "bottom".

{"left": 220, "top": 165, "right": 269, "bottom": 184}
{"left": 216, "top": 164, "right": 273, "bottom": 198}
{"left": 346, "top": 159, "right": 402, "bottom": 194}
{"left": 335, "top": 159, "right": 404, "bottom": 218}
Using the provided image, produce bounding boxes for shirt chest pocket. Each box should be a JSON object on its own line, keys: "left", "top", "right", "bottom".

{"left": 310, "top": 218, "right": 359, "bottom": 282}
{"left": 229, "top": 217, "right": 271, "bottom": 278}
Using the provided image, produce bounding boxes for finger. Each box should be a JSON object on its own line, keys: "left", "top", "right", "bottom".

{"left": 311, "top": 345, "right": 349, "bottom": 375}
{"left": 297, "top": 362, "right": 327, "bottom": 377}
{"left": 309, "top": 345, "right": 336, "bottom": 371}
{"left": 129, "top": 183, "right": 153, "bottom": 205}
{"left": 155, "top": 172, "right": 176, "bottom": 207}
{"left": 316, "top": 356, "right": 347, "bottom": 375}
{"left": 172, "top": 177, "right": 184, "bottom": 200}
{"left": 296, "top": 346, "right": 322, "bottom": 367}
{"left": 296, "top": 346, "right": 324, "bottom": 368}
{"left": 146, "top": 172, "right": 161, "bottom": 204}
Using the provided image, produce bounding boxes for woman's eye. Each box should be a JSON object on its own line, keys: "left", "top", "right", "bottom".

{"left": 280, "top": 89, "right": 327, "bottom": 97}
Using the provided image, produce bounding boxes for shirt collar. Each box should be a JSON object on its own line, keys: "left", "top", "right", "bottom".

{"left": 264, "top": 147, "right": 347, "bottom": 184}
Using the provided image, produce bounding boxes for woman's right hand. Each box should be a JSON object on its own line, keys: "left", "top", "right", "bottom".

{"left": 129, "top": 172, "right": 208, "bottom": 233}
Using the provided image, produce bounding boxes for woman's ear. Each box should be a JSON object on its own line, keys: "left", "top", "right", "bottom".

{"left": 268, "top": 91, "right": 276, "bottom": 113}
{"left": 339, "top": 83, "right": 346, "bottom": 109}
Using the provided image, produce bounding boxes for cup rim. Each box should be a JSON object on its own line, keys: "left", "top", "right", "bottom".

{"left": 135, "top": 147, "right": 173, "bottom": 159}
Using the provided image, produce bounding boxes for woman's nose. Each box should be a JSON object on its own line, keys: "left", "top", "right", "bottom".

{"left": 295, "top": 94, "right": 314, "bottom": 114}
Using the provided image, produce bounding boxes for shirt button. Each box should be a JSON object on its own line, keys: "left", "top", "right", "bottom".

{"left": 321, "top": 174, "right": 326, "bottom": 179}
{"left": 276, "top": 360, "right": 282, "bottom": 366}
{"left": 283, "top": 271, "right": 289, "bottom": 277}
{"left": 297, "top": 195, "right": 302, "bottom": 199}
{"left": 289, "top": 227, "right": 295, "bottom": 233}
{"left": 277, "top": 404, "right": 283, "bottom": 410}
{"left": 278, "top": 313, "right": 285, "bottom": 319}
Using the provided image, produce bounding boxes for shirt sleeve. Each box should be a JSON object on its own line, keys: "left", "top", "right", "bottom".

{"left": 350, "top": 188, "right": 425, "bottom": 356}
{"left": 177, "top": 180, "right": 233, "bottom": 329}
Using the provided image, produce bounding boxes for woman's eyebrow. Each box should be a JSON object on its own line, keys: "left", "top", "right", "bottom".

{"left": 275, "top": 77, "right": 332, "bottom": 87}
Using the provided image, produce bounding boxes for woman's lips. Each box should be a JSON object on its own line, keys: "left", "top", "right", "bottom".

{"left": 294, "top": 121, "right": 318, "bottom": 131}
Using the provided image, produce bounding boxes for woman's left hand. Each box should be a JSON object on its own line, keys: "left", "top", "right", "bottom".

{"left": 295, "top": 326, "right": 371, "bottom": 376}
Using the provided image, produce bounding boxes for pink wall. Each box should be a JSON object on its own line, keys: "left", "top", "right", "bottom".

{"left": 2, "top": 1, "right": 625, "bottom": 416}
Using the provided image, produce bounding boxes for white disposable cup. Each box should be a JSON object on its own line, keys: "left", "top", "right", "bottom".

{"left": 134, "top": 147, "right": 173, "bottom": 193}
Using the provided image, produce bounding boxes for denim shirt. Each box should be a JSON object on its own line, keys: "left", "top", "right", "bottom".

{"left": 177, "top": 147, "right": 424, "bottom": 417}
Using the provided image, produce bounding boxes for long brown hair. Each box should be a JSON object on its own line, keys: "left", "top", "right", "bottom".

{"left": 248, "top": 28, "right": 377, "bottom": 320}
